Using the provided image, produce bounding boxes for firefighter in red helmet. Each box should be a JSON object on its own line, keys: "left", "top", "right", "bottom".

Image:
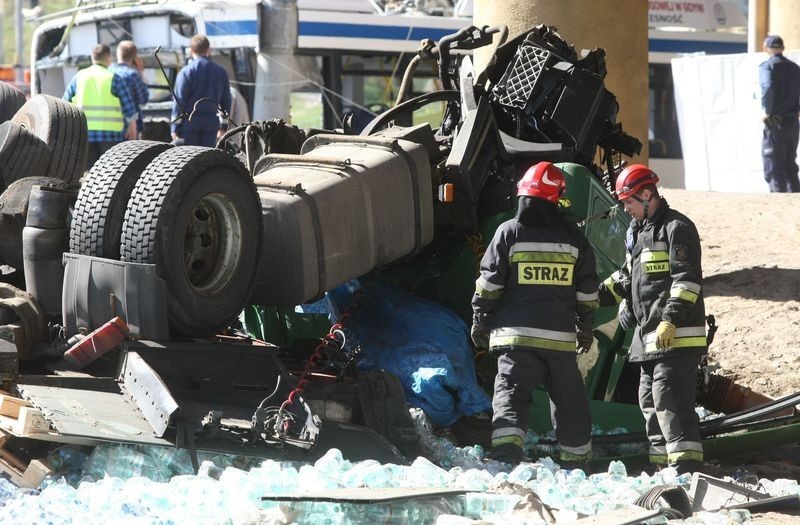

{"left": 471, "top": 162, "right": 598, "bottom": 469}
{"left": 600, "top": 164, "right": 707, "bottom": 474}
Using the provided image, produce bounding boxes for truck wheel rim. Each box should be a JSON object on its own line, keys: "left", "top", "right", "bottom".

{"left": 183, "top": 192, "right": 243, "bottom": 296}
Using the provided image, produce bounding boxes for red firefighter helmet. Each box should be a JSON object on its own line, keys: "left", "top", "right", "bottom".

{"left": 516, "top": 162, "right": 566, "bottom": 204}
{"left": 615, "top": 164, "right": 659, "bottom": 200}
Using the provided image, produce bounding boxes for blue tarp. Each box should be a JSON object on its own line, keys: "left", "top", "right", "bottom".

{"left": 323, "top": 280, "right": 492, "bottom": 427}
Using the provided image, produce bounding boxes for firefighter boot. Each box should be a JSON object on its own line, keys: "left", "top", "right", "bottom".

{"left": 488, "top": 443, "right": 524, "bottom": 465}
{"left": 559, "top": 459, "right": 592, "bottom": 476}
{"left": 674, "top": 459, "right": 703, "bottom": 476}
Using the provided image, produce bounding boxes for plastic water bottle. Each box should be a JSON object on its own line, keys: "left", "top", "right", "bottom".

{"left": 0, "top": 477, "right": 18, "bottom": 505}
{"left": 463, "top": 492, "right": 522, "bottom": 519}
{"left": 314, "top": 448, "right": 352, "bottom": 484}
{"left": 508, "top": 463, "right": 536, "bottom": 483}
{"left": 608, "top": 460, "right": 628, "bottom": 480}
{"left": 198, "top": 460, "right": 224, "bottom": 480}
{"left": 453, "top": 468, "right": 495, "bottom": 491}
{"left": 409, "top": 456, "right": 451, "bottom": 486}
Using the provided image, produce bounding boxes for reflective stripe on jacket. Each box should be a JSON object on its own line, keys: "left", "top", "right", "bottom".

{"left": 74, "top": 64, "right": 124, "bottom": 132}
{"left": 472, "top": 217, "right": 599, "bottom": 356}
{"left": 599, "top": 200, "right": 707, "bottom": 362}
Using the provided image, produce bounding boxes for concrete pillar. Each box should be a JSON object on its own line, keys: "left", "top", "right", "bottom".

{"left": 253, "top": 0, "right": 297, "bottom": 121}
{"left": 748, "top": 0, "right": 768, "bottom": 52}
{"left": 473, "top": 0, "right": 649, "bottom": 162}
{"left": 0, "top": 0, "right": 5, "bottom": 64}
{"left": 767, "top": 0, "right": 800, "bottom": 51}
{"left": 15, "top": 0, "right": 23, "bottom": 83}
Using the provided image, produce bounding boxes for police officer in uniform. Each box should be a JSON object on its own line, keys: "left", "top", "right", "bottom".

{"left": 759, "top": 35, "right": 800, "bottom": 193}
{"left": 600, "top": 164, "right": 706, "bottom": 474}
{"left": 471, "top": 162, "right": 599, "bottom": 467}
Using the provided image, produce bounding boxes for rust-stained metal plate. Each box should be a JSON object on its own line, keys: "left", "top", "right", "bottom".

{"left": 17, "top": 380, "right": 171, "bottom": 446}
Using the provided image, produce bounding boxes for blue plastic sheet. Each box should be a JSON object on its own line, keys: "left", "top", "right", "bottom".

{"left": 325, "top": 280, "right": 492, "bottom": 427}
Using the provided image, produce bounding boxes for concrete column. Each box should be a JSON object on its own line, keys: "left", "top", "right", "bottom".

{"left": 15, "top": 0, "right": 23, "bottom": 83}
{"left": 473, "top": 0, "right": 649, "bottom": 162}
{"left": 0, "top": 0, "right": 5, "bottom": 64}
{"left": 748, "top": 0, "right": 768, "bottom": 52}
{"left": 253, "top": 0, "right": 297, "bottom": 121}
{"left": 767, "top": 0, "right": 800, "bottom": 51}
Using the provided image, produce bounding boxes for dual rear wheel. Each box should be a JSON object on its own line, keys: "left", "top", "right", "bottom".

{"left": 70, "top": 144, "right": 262, "bottom": 337}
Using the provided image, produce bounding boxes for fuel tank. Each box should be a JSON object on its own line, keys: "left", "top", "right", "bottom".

{"left": 251, "top": 132, "right": 435, "bottom": 306}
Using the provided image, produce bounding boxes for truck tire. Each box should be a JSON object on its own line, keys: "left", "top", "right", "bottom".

{"left": 12, "top": 95, "right": 88, "bottom": 186}
{"left": 120, "top": 147, "right": 262, "bottom": 337}
{"left": 0, "top": 82, "right": 26, "bottom": 123}
{"left": 0, "top": 122, "right": 53, "bottom": 191}
{"left": 70, "top": 140, "right": 173, "bottom": 259}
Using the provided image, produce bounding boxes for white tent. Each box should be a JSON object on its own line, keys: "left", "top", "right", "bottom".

{"left": 672, "top": 51, "right": 800, "bottom": 193}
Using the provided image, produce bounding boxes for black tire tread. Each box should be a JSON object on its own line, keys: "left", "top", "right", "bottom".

{"left": 70, "top": 140, "right": 172, "bottom": 258}
{"left": 12, "top": 95, "right": 88, "bottom": 186}
{"left": 0, "top": 82, "right": 26, "bottom": 123}
{"left": 122, "top": 147, "right": 228, "bottom": 263}
{"left": 0, "top": 121, "right": 53, "bottom": 192}
{"left": 120, "top": 147, "right": 256, "bottom": 336}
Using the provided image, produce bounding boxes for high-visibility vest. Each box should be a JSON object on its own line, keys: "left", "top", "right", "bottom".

{"left": 72, "top": 64, "right": 124, "bottom": 132}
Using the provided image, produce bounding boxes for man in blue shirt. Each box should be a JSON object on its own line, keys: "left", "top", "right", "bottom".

{"left": 63, "top": 44, "right": 138, "bottom": 170}
{"left": 171, "top": 35, "right": 231, "bottom": 147}
{"left": 110, "top": 40, "right": 149, "bottom": 139}
{"left": 759, "top": 35, "right": 800, "bottom": 193}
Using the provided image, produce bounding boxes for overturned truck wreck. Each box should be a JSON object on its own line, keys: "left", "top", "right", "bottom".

{"left": 0, "top": 24, "right": 798, "bottom": 474}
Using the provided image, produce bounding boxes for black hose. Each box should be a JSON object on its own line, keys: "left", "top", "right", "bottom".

{"left": 437, "top": 26, "right": 475, "bottom": 91}
{"left": 215, "top": 123, "right": 250, "bottom": 149}
{"left": 360, "top": 90, "right": 460, "bottom": 136}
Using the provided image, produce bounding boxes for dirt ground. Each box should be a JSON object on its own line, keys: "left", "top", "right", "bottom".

{"left": 657, "top": 190, "right": 800, "bottom": 523}
{"left": 660, "top": 189, "right": 800, "bottom": 400}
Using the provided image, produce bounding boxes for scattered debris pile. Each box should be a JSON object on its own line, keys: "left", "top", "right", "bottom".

{"left": 0, "top": 409, "right": 799, "bottom": 523}
{"left": 3, "top": 440, "right": 800, "bottom": 524}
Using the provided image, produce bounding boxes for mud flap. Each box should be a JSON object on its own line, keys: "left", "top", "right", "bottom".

{"left": 355, "top": 369, "right": 423, "bottom": 460}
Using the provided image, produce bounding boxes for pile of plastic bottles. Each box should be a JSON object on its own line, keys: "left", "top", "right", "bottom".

{"left": 0, "top": 406, "right": 795, "bottom": 524}
{"left": 0, "top": 441, "right": 778, "bottom": 524}
{"left": 409, "top": 407, "right": 649, "bottom": 469}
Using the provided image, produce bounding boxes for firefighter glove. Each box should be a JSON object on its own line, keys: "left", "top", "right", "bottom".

{"left": 576, "top": 329, "right": 594, "bottom": 354}
{"left": 655, "top": 321, "right": 677, "bottom": 350}
{"left": 619, "top": 299, "right": 634, "bottom": 331}
{"left": 471, "top": 313, "right": 492, "bottom": 349}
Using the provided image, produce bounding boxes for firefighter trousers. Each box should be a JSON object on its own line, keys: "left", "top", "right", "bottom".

{"left": 639, "top": 356, "right": 704, "bottom": 467}
{"left": 492, "top": 349, "right": 592, "bottom": 460}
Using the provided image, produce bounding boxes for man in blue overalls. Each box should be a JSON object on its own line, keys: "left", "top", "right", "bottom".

{"left": 759, "top": 35, "right": 800, "bottom": 192}
{"left": 171, "top": 35, "right": 232, "bottom": 147}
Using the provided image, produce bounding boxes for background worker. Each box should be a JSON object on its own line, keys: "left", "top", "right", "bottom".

{"left": 171, "top": 35, "right": 231, "bottom": 146}
{"left": 471, "top": 162, "right": 598, "bottom": 468}
{"left": 110, "top": 40, "right": 149, "bottom": 139}
{"left": 759, "top": 35, "right": 800, "bottom": 193}
{"left": 599, "top": 164, "right": 707, "bottom": 474}
{"left": 64, "top": 43, "right": 137, "bottom": 170}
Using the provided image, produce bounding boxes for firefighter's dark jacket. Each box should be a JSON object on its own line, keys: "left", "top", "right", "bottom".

{"left": 599, "top": 200, "right": 707, "bottom": 362}
{"left": 472, "top": 198, "right": 599, "bottom": 357}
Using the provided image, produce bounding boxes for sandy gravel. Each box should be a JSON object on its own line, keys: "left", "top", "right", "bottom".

{"left": 635, "top": 190, "right": 800, "bottom": 522}
{"left": 660, "top": 190, "right": 800, "bottom": 399}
